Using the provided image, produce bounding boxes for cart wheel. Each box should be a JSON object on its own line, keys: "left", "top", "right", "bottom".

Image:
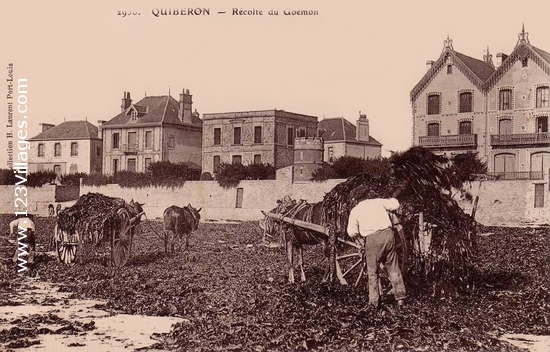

{"left": 335, "top": 236, "right": 366, "bottom": 286}
{"left": 111, "top": 208, "right": 132, "bottom": 268}
{"left": 55, "top": 225, "right": 78, "bottom": 264}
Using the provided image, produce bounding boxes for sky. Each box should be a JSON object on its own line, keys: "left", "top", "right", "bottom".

{"left": 1, "top": 0, "right": 549, "bottom": 168}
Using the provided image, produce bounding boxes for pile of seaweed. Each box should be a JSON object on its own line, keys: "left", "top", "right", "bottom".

{"left": 321, "top": 147, "right": 477, "bottom": 297}
{"left": 57, "top": 192, "right": 125, "bottom": 244}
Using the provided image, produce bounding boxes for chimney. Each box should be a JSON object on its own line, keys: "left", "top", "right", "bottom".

{"left": 40, "top": 123, "right": 55, "bottom": 133}
{"left": 356, "top": 113, "right": 369, "bottom": 142}
{"left": 97, "top": 120, "right": 106, "bottom": 139}
{"left": 121, "top": 91, "right": 132, "bottom": 112}
{"left": 178, "top": 88, "right": 193, "bottom": 124}
{"left": 426, "top": 60, "right": 435, "bottom": 71}
{"left": 495, "top": 53, "right": 508, "bottom": 68}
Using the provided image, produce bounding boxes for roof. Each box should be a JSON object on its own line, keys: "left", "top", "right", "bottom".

{"left": 453, "top": 51, "right": 495, "bottom": 82}
{"left": 411, "top": 48, "right": 496, "bottom": 101}
{"left": 484, "top": 41, "right": 550, "bottom": 90}
{"left": 103, "top": 95, "right": 202, "bottom": 127}
{"left": 532, "top": 46, "right": 550, "bottom": 64}
{"left": 318, "top": 117, "right": 382, "bottom": 146}
{"left": 29, "top": 120, "right": 100, "bottom": 141}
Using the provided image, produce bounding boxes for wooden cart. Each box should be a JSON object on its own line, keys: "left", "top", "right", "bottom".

{"left": 263, "top": 195, "right": 478, "bottom": 287}
{"left": 54, "top": 204, "right": 145, "bottom": 268}
{"left": 261, "top": 211, "right": 407, "bottom": 287}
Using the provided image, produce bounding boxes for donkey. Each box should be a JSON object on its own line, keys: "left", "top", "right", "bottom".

{"left": 163, "top": 204, "right": 202, "bottom": 255}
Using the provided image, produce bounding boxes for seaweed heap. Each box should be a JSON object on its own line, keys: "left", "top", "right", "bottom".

{"left": 57, "top": 192, "right": 125, "bottom": 244}
{"left": 321, "top": 147, "right": 477, "bottom": 297}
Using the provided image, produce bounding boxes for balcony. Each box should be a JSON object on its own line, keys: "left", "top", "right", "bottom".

{"left": 419, "top": 134, "right": 477, "bottom": 148}
{"left": 490, "top": 132, "right": 550, "bottom": 147}
{"left": 122, "top": 143, "right": 139, "bottom": 154}
{"left": 486, "top": 171, "right": 545, "bottom": 181}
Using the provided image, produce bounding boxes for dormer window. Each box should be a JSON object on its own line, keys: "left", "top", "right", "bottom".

{"left": 130, "top": 110, "right": 138, "bottom": 121}
{"left": 521, "top": 58, "right": 528, "bottom": 67}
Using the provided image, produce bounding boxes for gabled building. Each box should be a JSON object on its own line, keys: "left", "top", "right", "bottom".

{"left": 411, "top": 27, "right": 549, "bottom": 181}
{"left": 28, "top": 120, "right": 102, "bottom": 175}
{"left": 485, "top": 28, "right": 549, "bottom": 180}
{"left": 411, "top": 35, "right": 495, "bottom": 159}
{"left": 100, "top": 89, "right": 202, "bottom": 174}
{"left": 318, "top": 114, "right": 382, "bottom": 162}
{"left": 201, "top": 109, "right": 318, "bottom": 175}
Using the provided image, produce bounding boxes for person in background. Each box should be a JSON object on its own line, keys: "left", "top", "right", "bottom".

{"left": 9, "top": 214, "right": 36, "bottom": 268}
{"left": 347, "top": 185, "right": 407, "bottom": 310}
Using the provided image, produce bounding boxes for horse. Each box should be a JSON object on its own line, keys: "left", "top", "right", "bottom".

{"left": 262, "top": 196, "right": 330, "bottom": 284}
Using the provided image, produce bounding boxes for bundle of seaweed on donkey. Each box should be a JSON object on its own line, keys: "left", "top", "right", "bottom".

{"left": 321, "top": 147, "right": 477, "bottom": 298}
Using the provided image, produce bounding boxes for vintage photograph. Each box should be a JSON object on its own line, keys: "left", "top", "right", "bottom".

{"left": 0, "top": 0, "right": 549, "bottom": 351}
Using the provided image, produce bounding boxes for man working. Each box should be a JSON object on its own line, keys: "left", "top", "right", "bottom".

{"left": 347, "top": 186, "right": 406, "bottom": 309}
{"left": 9, "top": 214, "right": 36, "bottom": 266}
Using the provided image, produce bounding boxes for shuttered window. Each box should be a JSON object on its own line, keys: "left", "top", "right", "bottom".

{"left": 459, "top": 92, "right": 472, "bottom": 113}
{"left": 427, "top": 94, "right": 440, "bottom": 115}
{"left": 499, "top": 89, "right": 512, "bottom": 110}
{"left": 536, "top": 87, "right": 549, "bottom": 108}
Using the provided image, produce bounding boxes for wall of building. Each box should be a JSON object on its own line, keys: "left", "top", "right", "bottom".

{"left": 163, "top": 125, "right": 202, "bottom": 167}
{"left": 486, "top": 58, "right": 549, "bottom": 173}
{"left": 345, "top": 143, "right": 382, "bottom": 159}
{"left": 412, "top": 56, "right": 488, "bottom": 160}
{"left": 28, "top": 139, "right": 95, "bottom": 174}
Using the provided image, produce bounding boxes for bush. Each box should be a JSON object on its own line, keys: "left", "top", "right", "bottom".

{"left": 26, "top": 171, "right": 57, "bottom": 187}
{"left": 59, "top": 173, "right": 87, "bottom": 186}
{"left": 214, "top": 162, "right": 275, "bottom": 189}
{"left": 200, "top": 172, "right": 214, "bottom": 181}
{"left": 0, "top": 169, "right": 17, "bottom": 185}
{"left": 311, "top": 156, "right": 391, "bottom": 181}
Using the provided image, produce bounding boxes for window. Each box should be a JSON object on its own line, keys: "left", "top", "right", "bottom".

{"left": 233, "top": 127, "right": 241, "bottom": 145}
{"left": 213, "top": 155, "right": 221, "bottom": 173}
{"left": 112, "top": 133, "right": 120, "bottom": 149}
{"left": 427, "top": 94, "right": 440, "bottom": 115}
{"left": 499, "top": 89, "right": 512, "bottom": 110}
{"left": 537, "top": 116, "right": 548, "bottom": 133}
{"left": 145, "top": 131, "right": 153, "bottom": 148}
{"left": 128, "top": 132, "right": 137, "bottom": 151}
{"left": 130, "top": 110, "right": 138, "bottom": 120}
{"left": 522, "top": 58, "right": 528, "bottom": 68}
{"left": 287, "top": 127, "right": 294, "bottom": 146}
{"left": 145, "top": 158, "right": 151, "bottom": 169}
{"left": 70, "top": 142, "right": 78, "bottom": 156}
{"left": 459, "top": 92, "right": 473, "bottom": 113}
{"left": 494, "top": 153, "right": 516, "bottom": 173}
{"left": 38, "top": 143, "right": 44, "bottom": 157}
{"left": 427, "top": 123, "right": 440, "bottom": 136}
{"left": 498, "top": 118, "right": 512, "bottom": 135}
{"left": 298, "top": 128, "right": 306, "bottom": 138}
{"left": 254, "top": 154, "right": 262, "bottom": 164}
{"left": 459, "top": 121, "right": 472, "bottom": 135}
{"left": 447, "top": 65, "right": 453, "bottom": 74}
{"left": 168, "top": 135, "right": 175, "bottom": 149}
{"left": 214, "top": 128, "right": 221, "bottom": 145}
{"left": 113, "top": 159, "right": 119, "bottom": 173}
{"left": 232, "top": 155, "right": 242, "bottom": 164}
{"left": 54, "top": 143, "right": 61, "bottom": 156}
{"left": 254, "top": 126, "right": 262, "bottom": 144}
{"left": 534, "top": 184, "right": 544, "bottom": 208}
{"left": 536, "top": 86, "right": 549, "bottom": 108}
{"left": 53, "top": 165, "right": 61, "bottom": 175}
{"left": 328, "top": 147, "right": 334, "bottom": 162}
{"left": 127, "top": 158, "right": 136, "bottom": 172}
{"left": 96, "top": 146, "right": 101, "bottom": 157}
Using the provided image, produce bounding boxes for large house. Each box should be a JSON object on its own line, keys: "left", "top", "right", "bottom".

{"left": 28, "top": 120, "right": 102, "bottom": 175}
{"left": 411, "top": 27, "right": 549, "bottom": 181}
{"left": 100, "top": 89, "right": 202, "bottom": 174}
{"left": 201, "top": 109, "right": 318, "bottom": 175}
{"left": 318, "top": 114, "right": 382, "bottom": 162}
